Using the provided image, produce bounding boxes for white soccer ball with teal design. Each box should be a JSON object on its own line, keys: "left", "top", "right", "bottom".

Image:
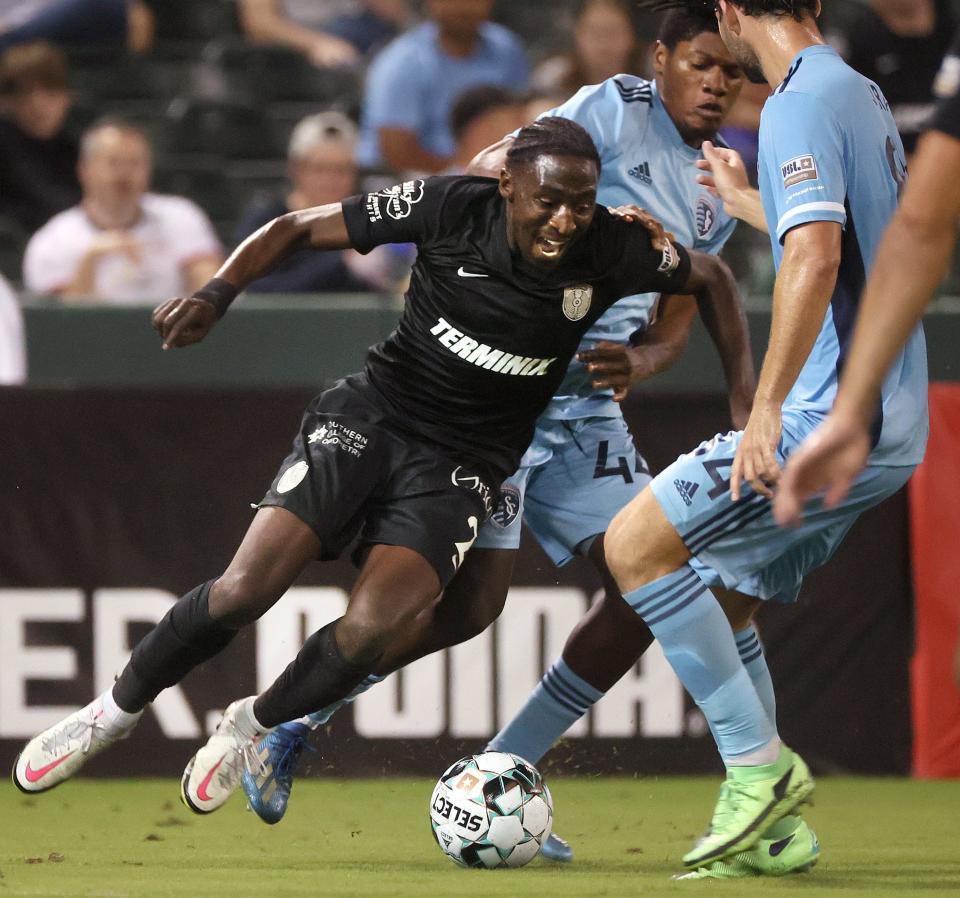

{"left": 429, "top": 751, "right": 553, "bottom": 868}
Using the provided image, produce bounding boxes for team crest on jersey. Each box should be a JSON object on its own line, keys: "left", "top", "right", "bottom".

{"left": 365, "top": 179, "right": 425, "bottom": 222}
{"left": 780, "top": 155, "right": 818, "bottom": 188}
{"left": 562, "top": 284, "right": 592, "bottom": 321}
{"left": 490, "top": 485, "right": 521, "bottom": 528}
{"left": 934, "top": 53, "right": 960, "bottom": 99}
{"left": 696, "top": 195, "right": 717, "bottom": 238}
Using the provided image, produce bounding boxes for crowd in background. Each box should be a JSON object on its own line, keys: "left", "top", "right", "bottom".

{"left": 0, "top": 0, "right": 955, "bottom": 382}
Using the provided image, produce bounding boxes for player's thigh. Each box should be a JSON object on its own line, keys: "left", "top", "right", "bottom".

{"left": 258, "top": 378, "right": 396, "bottom": 564}
{"left": 211, "top": 506, "right": 322, "bottom": 625}
{"left": 358, "top": 438, "right": 498, "bottom": 593}
{"left": 651, "top": 428, "right": 915, "bottom": 602}
{"left": 523, "top": 416, "right": 650, "bottom": 566}
{"left": 440, "top": 547, "right": 518, "bottom": 634}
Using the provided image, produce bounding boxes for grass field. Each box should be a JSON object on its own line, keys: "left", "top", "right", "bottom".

{"left": 1, "top": 777, "right": 958, "bottom": 897}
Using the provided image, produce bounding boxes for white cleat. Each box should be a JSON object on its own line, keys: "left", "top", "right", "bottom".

{"left": 181, "top": 698, "right": 267, "bottom": 815}
{"left": 12, "top": 697, "right": 141, "bottom": 794}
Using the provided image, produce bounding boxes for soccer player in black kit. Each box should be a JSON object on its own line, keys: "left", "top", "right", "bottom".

{"left": 13, "top": 117, "right": 746, "bottom": 813}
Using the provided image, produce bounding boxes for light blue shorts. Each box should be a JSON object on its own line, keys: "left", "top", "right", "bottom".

{"left": 474, "top": 415, "right": 651, "bottom": 566}
{"left": 651, "top": 417, "right": 916, "bottom": 604}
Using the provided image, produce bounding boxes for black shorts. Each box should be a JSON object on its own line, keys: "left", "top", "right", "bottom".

{"left": 260, "top": 374, "right": 499, "bottom": 588}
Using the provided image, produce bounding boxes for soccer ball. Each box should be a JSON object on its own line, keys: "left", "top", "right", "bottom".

{"left": 429, "top": 751, "right": 553, "bottom": 869}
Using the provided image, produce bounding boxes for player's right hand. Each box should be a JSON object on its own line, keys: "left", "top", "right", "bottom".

{"left": 773, "top": 411, "right": 871, "bottom": 526}
{"left": 606, "top": 204, "right": 674, "bottom": 251}
{"left": 730, "top": 400, "right": 782, "bottom": 501}
{"left": 152, "top": 296, "right": 218, "bottom": 350}
{"left": 695, "top": 142, "right": 750, "bottom": 213}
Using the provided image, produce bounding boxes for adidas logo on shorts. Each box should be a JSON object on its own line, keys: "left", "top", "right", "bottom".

{"left": 674, "top": 478, "right": 699, "bottom": 506}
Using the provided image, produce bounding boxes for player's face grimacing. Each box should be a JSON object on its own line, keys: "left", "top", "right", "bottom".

{"left": 655, "top": 32, "right": 744, "bottom": 145}
{"left": 499, "top": 154, "right": 598, "bottom": 267}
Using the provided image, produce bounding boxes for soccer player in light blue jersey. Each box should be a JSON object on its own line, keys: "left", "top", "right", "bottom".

{"left": 600, "top": 0, "right": 928, "bottom": 877}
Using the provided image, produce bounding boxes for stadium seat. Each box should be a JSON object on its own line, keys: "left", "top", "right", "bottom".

{"left": 165, "top": 97, "right": 281, "bottom": 161}
{"left": 151, "top": 156, "right": 241, "bottom": 223}
{"left": 70, "top": 56, "right": 185, "bottom": 102}
{"left": 201, "top": 38, "right": 362, "bottom": 107}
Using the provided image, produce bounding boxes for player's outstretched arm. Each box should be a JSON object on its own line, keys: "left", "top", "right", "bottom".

{"left": 153, "top": 203, "right": 352, "bottom": 349}
{"left": 731, "top": 219, "right": 841, "bottom": 500}
{"left": 695, "top": 141, "right": 768, "bottom": 233}
{"left": 681, "top": 250, "right": 757, "bottom": 429}
{"left": 775, "top": 128, "right": 960, "bottom": 525}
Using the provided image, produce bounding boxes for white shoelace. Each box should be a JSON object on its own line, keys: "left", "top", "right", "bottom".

{"left": 40, "top": 708, "right": 106, "bottom": 757}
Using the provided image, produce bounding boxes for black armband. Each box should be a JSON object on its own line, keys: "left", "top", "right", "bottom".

{"left": 192, "top": 277, "right": 239, "bottom": 318}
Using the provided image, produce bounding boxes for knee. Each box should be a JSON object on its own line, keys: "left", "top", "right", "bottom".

{"left": 604, "top": 500, "right": 686, "bottom": 593}
{"left": 208, "top": 571, "right": 280, "bottom": 628}
{"left": 604, "top": 507, "right": 642, "bottom": 588}
{"left": 445, "top": 590, "right": 504, "bottom": 644}
{"left": 338, "top": 596, "right": 425, "bottom": 665}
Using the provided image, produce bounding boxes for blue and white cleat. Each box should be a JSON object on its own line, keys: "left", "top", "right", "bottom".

{"left": 241, "top": 725, "right": 310, "bottom": 824}
{"left": 540, "top": 832, "right": 574, "bottom": 863}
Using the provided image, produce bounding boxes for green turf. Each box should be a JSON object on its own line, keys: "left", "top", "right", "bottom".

{"left": 1, "top": 777, "right": 959, "bottom": 897}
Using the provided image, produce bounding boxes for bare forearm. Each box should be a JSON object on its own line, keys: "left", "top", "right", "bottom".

{"left": 239, "top": 0, "right": 323, "bottom": 53}
{"left": 726, "top": 186, "right": 767, "bottom": 233}
{"left": 757, "top": 250, "right": 837, "bottom": 407}
{"left": 631, "top": 295, "right": 694, "bottom": 378}
{"left": 692, "top": 259, "right": 756, "bottom": 402}
{"left": 215, "top": 204, "right": 351, "bottom": 290}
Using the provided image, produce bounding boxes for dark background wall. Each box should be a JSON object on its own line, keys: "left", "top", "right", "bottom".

{"left": 0, "top": 387, "right": 913, "bottom": 777}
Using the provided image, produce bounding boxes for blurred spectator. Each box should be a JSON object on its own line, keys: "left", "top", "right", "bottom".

{"left": 532, "top": 0, "right": 645, "bottom": 103}
{"left": 239, "top": 0, "right": 410, "bottom": 67}
{"left": 0, "top": 41, "right": 79, "bottom": 233}
{"left": 358, "top": 0, "right": 529, "bottom": 173}
{"left": 827, "top": 0, "right": 954, "bottom": 154}
{"left": 0, "top": 0, "right": 153, "bottom": 54}
{"left": 235, "top": 111, "right": 397, "bottom": 293}
{"left": 448, "top": 84, "right": 524, "bottom": 173}
{"left": 24, "top": 119, "right": 222, "bottom": 303}
{"left": 0, "top": 269, "right": 25, "bottom": 383}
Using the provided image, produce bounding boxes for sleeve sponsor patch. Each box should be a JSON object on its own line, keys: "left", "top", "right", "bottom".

{"left": 657, "top": 239, "right": 680, "bottom": 273}
{"left": 365, "top": 179, "right": 425, "bottom": 222}
{"left": 780, "top": 154, "right": 819, "bottom": 188}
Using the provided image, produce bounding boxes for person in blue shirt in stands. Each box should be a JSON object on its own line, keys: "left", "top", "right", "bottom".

{"left": 357, "top": 0, "right": 529, "bottom": 173}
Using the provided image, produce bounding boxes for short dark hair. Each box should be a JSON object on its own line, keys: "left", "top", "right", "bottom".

{"left": 639, "top": 0, "right": 817, "bottom": 22}
{"left": 451, "top": 85, "right": 517, "bottom": 142}
{"left": 0, "top": 41, "right": 68, "bottom": 96}
{"left": 506, "top": 116, "right": 601, "bottom": 174}
{"left": 657, "top": 7, "right": 719, "bottom": 48}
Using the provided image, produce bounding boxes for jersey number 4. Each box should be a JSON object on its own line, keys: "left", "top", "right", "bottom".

{"left": 594, "top": 440, "right": 649, "bottom": 484}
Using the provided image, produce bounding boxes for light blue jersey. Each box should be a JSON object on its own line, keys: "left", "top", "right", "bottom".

{"left": 758, "top": 44, "right": 928, "bottom": 465}
{"left": 537, "top": 77, "right": 737, "bottom": 420}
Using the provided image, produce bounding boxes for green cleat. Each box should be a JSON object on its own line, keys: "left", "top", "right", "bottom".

{"left": 676, "top": 818, "right": 820, "bottom": 880}
{"left": 682, "top": 746, "right": 814, "bottom": 869}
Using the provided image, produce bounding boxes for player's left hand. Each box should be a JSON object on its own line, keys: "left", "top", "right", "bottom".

{"left": 730, "top": 400, "right": 782, "bottom": 501}
{"left": 772, "top": 410, "right": 871, "bottom": 526}
{"left": 606, "top": 204, "right": 674, "bottom": 251}
{"left": 578, "top": 341, "right": 653, "bottom": 401}
{"left": 152, "top": 296, "right": 218, "bottom": 350}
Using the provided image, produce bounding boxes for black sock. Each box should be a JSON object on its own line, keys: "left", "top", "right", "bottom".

{"left": 253, "top": 620, "right": 374, "bottom": 727}
{"left": 112, "top": 580, "right": 238, "bottom": 713}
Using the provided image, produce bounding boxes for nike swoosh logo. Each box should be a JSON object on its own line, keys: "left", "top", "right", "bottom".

{"left": 195, "top": 755, "right": 225, "bottom": 803}
{"left": 457, "top": 267, "right": 488, "bottom": 278}
{"left": 768, "top": 835, "right": 795, "bottom": 857}
{"left": 24, "top": 752, "right": 76, "bottom": 783}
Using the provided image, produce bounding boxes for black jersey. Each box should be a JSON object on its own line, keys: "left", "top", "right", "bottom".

{"left": 930, "top": 28, "right": 960, "bottom": 141}
{"left": 341, "top": 176, "right": 692, "bottom": 478}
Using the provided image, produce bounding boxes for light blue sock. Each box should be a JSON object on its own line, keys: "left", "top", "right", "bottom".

{"left": 735, "top": 625, "right": 776, "bottom": 726}
{"left": 486, "top": 658, "right": 604, "bottom": 765}
{"left": 625, "top": 565, "right": 776, "bottom": 764}
{"left": 306, "top": 673, "right": 385, "bottom": 730}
